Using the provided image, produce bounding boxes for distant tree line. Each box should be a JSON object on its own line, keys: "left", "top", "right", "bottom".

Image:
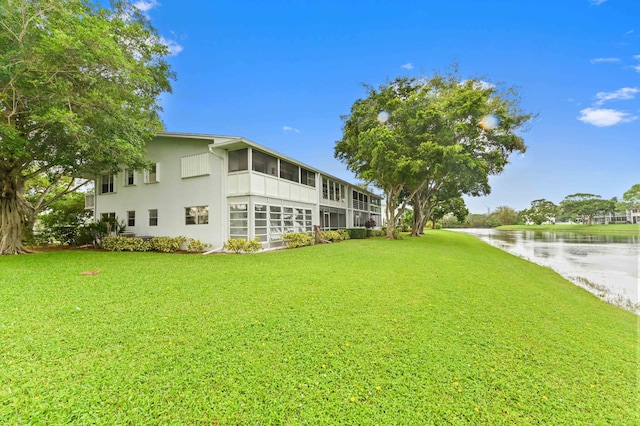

{"left": 439, "top": 183, "right": 640, "bottom": 228}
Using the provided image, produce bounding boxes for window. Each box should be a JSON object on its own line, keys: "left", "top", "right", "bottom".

{"left": 101, "top": 212, "right": 116, "bottom": 220}
{"left": 185, "top": 206, "right": 209, "bottom": 225}
{"left": 279, "top": 160, "right": 299, "bottom": 183}
{"left": 145, "top": 163, "right": 158, "bottom": 183}
{"left": 127, "top": 211, "right": 135, "bottom": 227}
{"left": 269, "top": 205, "right": 282, "bottom": 242}
{"left": 229, "top": 204, "right": 248, "bottom": 238}
{"left": 301, "top": 168, "right": 316, "bottom": 187}
{"left": 124, "top": 169, "right": 135, "bottom": 186}
{"left": 322, "top": 178, "right": 328, "bottom": 199}
{"left": 252, "top": 150, "right": 277, "bottom": 176}
{"left": 99, "top": 174, "right": 115, "bottom": 194}
{"left": 228, "top": 149, "right": 248, "bottom": 172}
{"left": 254, "top": 204, "right": 268, "bottom": 242}
{"left": 149, "top": 209, "right": 158, "bottom": 226}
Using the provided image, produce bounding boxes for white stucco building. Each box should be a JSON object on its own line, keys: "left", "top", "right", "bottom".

{"left": 88, "top": 132, "right": 382, "bottom": 250}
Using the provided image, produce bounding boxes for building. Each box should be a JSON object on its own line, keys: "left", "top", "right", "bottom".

{"left": 592, "top": 208, "right": 640, "bottom": 225}
{"left": 88, "top": 132, "right": 383, "bottom": 250}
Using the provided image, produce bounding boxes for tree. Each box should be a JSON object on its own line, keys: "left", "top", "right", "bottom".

{"left": 335, "top": 68, "right": 532, "bottom": 239}
{"left": 522, "top": 199, "right": 558, "bottom": 225}
{"left": 618, "top": 184, "right": 640, "bottom": 211}
{"left": 1, "top": 0, "right": 174, "bottom": 254}
{"left": 430, "top": 196, "right": 468, "bottom": 229}
{"left": 560, "top": 193, "right": 615, "bottom": 225}
{"left": 490, "top": 205, "right": 519, "bottom": 226}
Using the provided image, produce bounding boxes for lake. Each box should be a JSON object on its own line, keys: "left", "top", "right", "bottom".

{"left": 451, "top": 228, "right": 639, "bottom": 313}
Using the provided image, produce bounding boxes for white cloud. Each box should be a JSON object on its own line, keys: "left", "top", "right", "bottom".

{"left": 590, "top": 57, "right": 620, "bottom": 64}
{"left": 594, "top": 87, "right": 639, "bottom": 105}
{"left": 634, "top": 65, "right": 640, "bottom": 73}
{"left": 589, "top": 0, "right": 607, "bottom": 5}
{"left": 133, "top": 0, "right": 160, "bottom": 12}
{"left": 160, "top": 36, "right": 183, "bottom": 55}
{"left": 401, "top": 63, "right": 414, "bottom": 70}
{"left": 634, "top": 54, "right": 640, "bottom": 60}
{"left": 283, "top": 126, "right": 300, "bottom": 133}
{"left": 578, "top": 108, "right": 637, "bottom": 127}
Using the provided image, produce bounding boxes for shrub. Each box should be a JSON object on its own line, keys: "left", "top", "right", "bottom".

{"left": 370, "top": 229, "right": 385, "bottom": 237}
{"left": 345, "top": 228, "right": 367, "bottom": 239}
{"left": 149, "top": 236, "right": 186, "bottom": 253}
{"left": 223, "top": 237, "right": 262, "bottom": 254}
{"left": 321, "top": 230, "right": 350, "bottom": 242}
{"left": 186, "top": 238, "right": 209, "bottom": 253}
{"left": 102, "top": 236, "right": 149, "bottom": 252}
{"left": 283, "top": 232, "right": 313, "bottom": 249}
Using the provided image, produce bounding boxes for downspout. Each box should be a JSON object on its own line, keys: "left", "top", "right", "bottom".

{"left": 204, "top": 143, "right": 226, "bottom": 254}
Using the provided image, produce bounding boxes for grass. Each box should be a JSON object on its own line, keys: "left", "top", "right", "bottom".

{"left": 1, "top": 231, "right": 638, "bottom": 424}
{"left": 497, "top": 223, "right": 640, "bottom": 235}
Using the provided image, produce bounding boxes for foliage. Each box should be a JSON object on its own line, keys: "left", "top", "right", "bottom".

{"left": 428, "top": 196, "right": 469, "bottom": 230}
{"left": 320, "top": 230, "right": 350, "bottom": 242}
{"left": 0, "top": 234, "right": 636, "bottom": 424}
{"left": 28, "top": 191, "right": 93, "bottom": 245}
{"left": 335, "top": 68, "right": 532, "bottom": 239}
{"left": 560, "top": 193, "right": 616, "bottom": 225}
{"left": 186, "top": 238, "right": 210, "bottom": 253}
{"left": 521, "top": 199, "right": 558, "bottom": 225}
{"left": 0, "top": 0, "right": 174, "bottom": 254}
{"left": 489, "top": 205, "right": 520, "bottom": 226}
{"left": 102, "top": 236, "right": 150, "bottom": 252}
{"left": 282, "top": 233, "right": 314, "bottom": 249}
{"left": 148, "top": 236, "right": 186, "bottom": 253}
{"left": 617, "top": 183, "right": 640, "bottom": 211}
{"left": 345, "top": 228, "right": 368, "bottom": 239}
{"left": 369, "top": 229, "right": 386, "bottom": 237}
{"left": 223, "top": 237, "right": 262, "bottom": 253}
{"left": 364, "top": 218, "right": 376, "bottom": 229}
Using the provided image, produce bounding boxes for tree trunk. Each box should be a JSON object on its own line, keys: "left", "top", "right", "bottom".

{"left": 0, "top": 172, "right": 30, "bottom": 254}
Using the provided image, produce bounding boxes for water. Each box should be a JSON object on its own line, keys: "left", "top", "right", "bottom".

{"left": 451, "top": 228, "right": 639, "bottom": 313}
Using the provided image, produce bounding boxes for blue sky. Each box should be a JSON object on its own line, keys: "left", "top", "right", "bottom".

{"left": 136, "top": 0, "right": 638, "bottom": 213}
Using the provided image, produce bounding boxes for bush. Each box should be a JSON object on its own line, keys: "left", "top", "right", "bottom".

{"left": 321, "top": 230, "right": 350, "bottom": 242}
{"left": 223, "top": 237, "right": 262, "bottom": 254}
{"left": 345, "top": 228, "right": 367, "bottom": 239}
{"left": 186, "top": 238, "right": 209, "bottom": 253}
{"left": 283, "top": 233, "right": 313, "bottom": 249}
{"left": 149, "top": 236, "right": 186, "bottom": 253}
{"left": 370, "top": 229, "right": 385, "bottom": 237}
{"left": 102, "top": 236, "right": 150, "bottom": 252}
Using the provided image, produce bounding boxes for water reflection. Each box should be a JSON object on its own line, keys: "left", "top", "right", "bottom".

{"left": 452, "top": 228, "right": 639, "bottom": 313}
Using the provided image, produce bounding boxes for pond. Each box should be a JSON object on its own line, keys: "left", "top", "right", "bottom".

{"left": 451, "top": 228, "right": 639, "bottom": 313}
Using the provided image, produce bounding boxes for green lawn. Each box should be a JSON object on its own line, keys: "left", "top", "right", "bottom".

{"left": 497, "top": 223, "right": 640, "bottom": 235}
{"left": 1, "top": 231, "right": 637, "bottom": 424}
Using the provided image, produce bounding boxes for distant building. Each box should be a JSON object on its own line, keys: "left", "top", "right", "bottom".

{"left": 87, "top": 132, "right": 382, "bottom": 250}
{"left": 592, "top": 208, "right": 640, "bottom": 225}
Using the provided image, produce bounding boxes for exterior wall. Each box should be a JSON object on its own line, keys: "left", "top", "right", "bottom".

{"left": 95, "top": 136, "right": 226, "bottom": 249}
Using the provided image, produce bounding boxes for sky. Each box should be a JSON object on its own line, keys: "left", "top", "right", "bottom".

{"left": 135, "top": 0, "right": 638, "bottom": 213}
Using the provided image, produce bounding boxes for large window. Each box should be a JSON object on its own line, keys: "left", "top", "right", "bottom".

{"left": 99, "top": 174, "right": 115, "bottom": 194}
{"left": 149, "top": 209, "right": 158, "bottom": 226}
{"left": 101, "top": 212, "right": 116, "bottom": 220}
{"left": 322, "top": 177, "right": 343, "bottom": 201}
{"left": 228, "top": 149, "right": 248, "bottom": 172}
{"left": 186, "top": 206, "right": 209, "bottom": 225}
{"left": 144, "top": 163, "right": 158, "bottom": 183}
{"left": 301, "top": 168, "right": 316, "bottom": 187}
{"left": 229, "top": 204, "right": 248, "bottom": 238}
{"left": 269, "top": 205, "right": 282, "bottom": 242}
{"left": 353, "top": 190, "right": 369, "bottom": 210}
{"left": 279, "top": 160, "right": 299, "bottom": 183}
{"left": 254, "top": 204, "right": 268, "bottom": 242}
{"left": 252, "top": 150, "right": 278, "bottom": 176}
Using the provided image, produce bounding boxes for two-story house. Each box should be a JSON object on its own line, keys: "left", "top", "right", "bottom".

{"left": 88, "top": 132, "right": 383, "bottom": 250}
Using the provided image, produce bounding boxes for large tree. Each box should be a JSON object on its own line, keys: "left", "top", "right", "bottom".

{"left": 560, "top": 193, "right": 615, "bottom": 225}
{"left": 335, "top": 69, "right": 532, "bottom": 238}
{"left": 0, "top": 0, "right": 174, "bottom": 254}
{"left": 522, "top": 199, "right": 558, "bottom": 225}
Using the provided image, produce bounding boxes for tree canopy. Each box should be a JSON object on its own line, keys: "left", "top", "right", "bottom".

{"left": 0, "top": 0, "right": 174, "bottom": 254}
{"left": 335, "top": 69, "right": 532, "bottom": 238}
{"left": 560, "top": 193, "right": 616, "bottom": 225}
